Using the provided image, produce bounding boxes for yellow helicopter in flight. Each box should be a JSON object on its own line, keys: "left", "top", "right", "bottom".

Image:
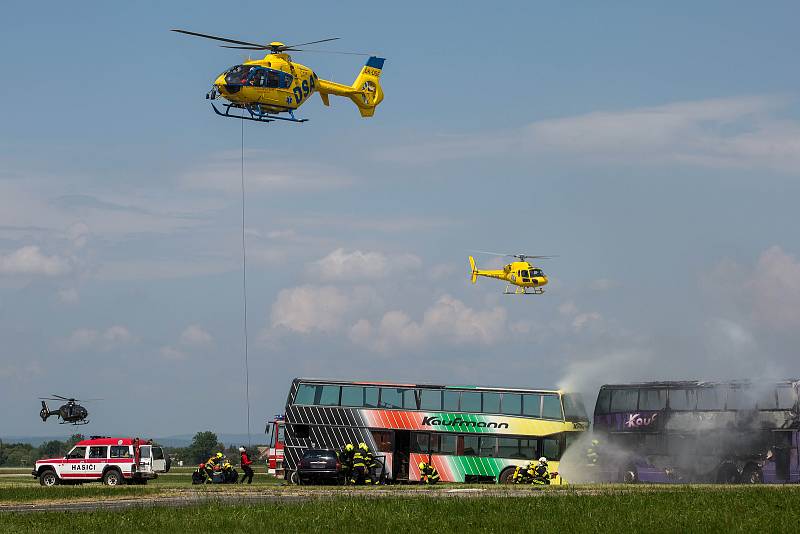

{"left": 171, "top": 29, "right": 385, "bottom": 123}
{"left": 469, "top": 252, "right": 555, "bottom": 295}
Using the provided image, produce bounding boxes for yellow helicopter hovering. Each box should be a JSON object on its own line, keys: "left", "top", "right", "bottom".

{"left": 171, "top": 29, "right": 385, "bottom": 123}
{"left": 469, "top": 252, "right": 555, "bottom": 295}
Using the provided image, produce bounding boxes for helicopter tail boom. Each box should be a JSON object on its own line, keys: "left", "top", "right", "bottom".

{"left": 317, "top": 56, "right": 385, "bottom": 117}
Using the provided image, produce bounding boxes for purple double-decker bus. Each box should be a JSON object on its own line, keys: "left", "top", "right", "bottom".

{"left": 592, "top": 380, "right": 800, "bottom": 483}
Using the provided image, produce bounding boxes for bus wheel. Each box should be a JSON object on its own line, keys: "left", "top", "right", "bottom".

{"left": 498, "top": 467, "right": 516, "bottom": 484}
{"left": 289, "top": 471, "right": 299, "bottom": 485}
{"left": 741, "top": 464, "right": 763, "bottom": 484}
{"left": 715, "top": 463, "right": 739, "bottom": 484}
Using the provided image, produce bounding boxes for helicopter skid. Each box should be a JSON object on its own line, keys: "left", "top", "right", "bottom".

{"left": 504, "top": 284, "right": 545, "bottom": 295}
{"left": 211, "top": 102, "right": 308, "bottom": 124}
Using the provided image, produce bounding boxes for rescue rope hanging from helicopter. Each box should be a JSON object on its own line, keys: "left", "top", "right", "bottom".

{"left": 240, "top": 112, "right": 252, "bottom": 448}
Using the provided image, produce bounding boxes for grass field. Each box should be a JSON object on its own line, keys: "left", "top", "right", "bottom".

{"left": 2, "top": 487, "right": 800, "bottom": 533}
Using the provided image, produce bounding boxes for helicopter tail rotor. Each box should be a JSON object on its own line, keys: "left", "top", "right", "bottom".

{"left": 469, "top": 256, "right": 478, "bottom": 284}
{"left": 40, "top": 401, "right": 50, "bottom": 422}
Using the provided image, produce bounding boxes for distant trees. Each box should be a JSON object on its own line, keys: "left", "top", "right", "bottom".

{"left": 184, "top": 431, "right": 224, "bottom": 464}
{"left": 0, "top": 434, "right": 85, "bottom": 467}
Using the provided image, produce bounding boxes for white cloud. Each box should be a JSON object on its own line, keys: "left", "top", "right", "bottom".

{"left": 350, "top": 295, "right": 507, "bottom": 352}
{"left": 57, "top": 288, "right": 79, "bottom": 303}
{"left": 182, "top": 152, "right": 353, "bottom": 193}
{"left": 377, "top": 95, "right": 800, "bottom": 174}
{"left": 270, "top": 285, "right": 352, "bottom": 334}
{"left": 64, "top": 325, "right": 134, "bottom": 352}
{"left": 750, "top": 246, "right": 800, "bottom": 331}
{"left": 0, "top": 245, "right": 70, "bottom": 276}
{"left": 180, "top": 325, "right": 214, "bottom": 348}
{"left": 307, "top": 248, "right": 422, "bottom": 281}
{"left": 160, "top": 346, "right": 187, "bottom": 361}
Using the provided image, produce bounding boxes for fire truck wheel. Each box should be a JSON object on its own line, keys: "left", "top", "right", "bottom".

{"left": 102, "top": 468, "right": 124, "bottom": 486}
{"left": 39, "top": 469, "right": 59, "bottom": 487}
{"left": 498, "top": 467, "right": 517, "bottom": 484}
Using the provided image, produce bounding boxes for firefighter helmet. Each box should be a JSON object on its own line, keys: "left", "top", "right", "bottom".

{"left": 216, "top": 452, "right": 223, "bottom": 459}
{"left": 538, "top": 457, "right": 548, "bottom": 464}
{"left": 358, "top": 442, "right": 368, "bottom": 451}
{"left": 419, "top": 462, "right": 426, "bottom": 470}
{"left": 345, "top": 443, "right": 354, "bottom": 452}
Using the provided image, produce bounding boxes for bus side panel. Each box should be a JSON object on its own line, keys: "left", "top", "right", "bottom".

{"left": 283, "top": 404, "right": 383, "bottom": 475}
{"left": 409, "top": 453, "right": 563, "bottom": 484}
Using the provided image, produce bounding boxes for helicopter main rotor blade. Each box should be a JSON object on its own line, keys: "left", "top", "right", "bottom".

{"left": 282, "top": 37, "right": 340, "bottom": 49}
{"left": 171, "top": 29, "right": 268, "bottom": 49}
{"left": 220, "top": 45, "right": 269, "bottom": 50}
{"left": 292, "top": 49, "right": 371, "bottom": 56}
{"left": 51, "top": 394, "right": 72, "bottom": 401}
{"left": 468, "top": 250, "right": 511, "bottom": 257}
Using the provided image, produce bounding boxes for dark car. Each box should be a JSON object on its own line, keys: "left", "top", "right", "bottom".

{"left": 295, "top": 449, "right": 343, "bottom": 485}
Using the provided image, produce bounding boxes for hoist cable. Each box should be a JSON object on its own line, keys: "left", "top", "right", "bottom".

{"left": 240, "top": 113, "right": 252, "bottom": 448}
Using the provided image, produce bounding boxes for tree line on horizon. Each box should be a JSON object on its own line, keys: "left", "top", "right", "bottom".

{"left": 0, "top": 432, "right": 266, "bottom": 467}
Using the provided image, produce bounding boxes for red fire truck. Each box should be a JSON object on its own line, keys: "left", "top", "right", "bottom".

{"left": 265, "top": 415, "right": 285, "bottom": 477}
{"left": 32, "top": 436, "right": 170, "bottom": 486}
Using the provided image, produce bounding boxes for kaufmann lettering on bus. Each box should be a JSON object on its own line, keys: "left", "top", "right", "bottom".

{"left": 421, "top": 416, "right": 509, "bottom": 429}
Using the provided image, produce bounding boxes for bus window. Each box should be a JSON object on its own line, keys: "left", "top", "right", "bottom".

{"left": 380, "top": 388, "right": 417, "bottom": 409}
{"left": 498, "top": 438, "right": 525, "bottom": 459}
{"left": 643, "top": 433, "right": 666, "bottom": 455}
{"left": 726, "top": 387, "right": 756, "bottom": 411}
{"left": 610, "top": 389, "right": 638, "bottom": 412}
{"left": 542, "top": 395, "right": 563, "bottom": 419}
{"left": 364, "top": 387, "right": 379, "bottom": 408}
{"left": 482, "top": 392, "right": 501, "bottom": 414}
{"left": 564, "top": 432, "right": 581, "bottom": 452}
{"left": 523, "top": 394, "right": 542, "bottom": 417}
{"left": 479, "top": 437, "right": 497, "bottom": 457}
{"left": 462, "top": 435, "right": 479, "bottom": 456}
{"left": 519, "top": 439, "right": 537, "bottom": 459}
{"left": 371, "top": 431, "right": 393, "bottom": 453}
{"left": 501, "top": 393, "right": 522, "bottom": 415}
{"left": 340, "top": 386, "right": 365, "bottom": 407}
{"left": 318, "top": 385, "right": 340, "bottom": 406}
{"left": 562, "top": 393, "right": 588, "bottom": 421}
{"left": 669, "top": 389, "right": 697, "bottom": 410}
{"left": 420, "top": 390, "right": 442, "bottom": 411}
{"left": 295, "top": 383, "right": 339, "bottom": 406}
{"left": 542, "top": 438, "right": 559, "bottom": 460}
{"left": 443, "top": 390, "right": 460, "bottom": 411}
{"left": 460, "top": 391, "right": 481, "bottom": 412}
{"left": 696, "top": 387, "right": 724, "bottom": 410}
{"left": 295, "top": 383, "right": 316, "bottom": 405}
{"left": 436, "top": 434, "right": 457, "bottom": 455}
{"left": 638, "top": 389, "right": 667, "bottom": 411}
{"left": 756, "top": 388, "right": 777, "bottom": 410}
{"left": 404, "top": 389, "right": 419, "bottom": 409}
{"left": 595, "top": 389, "right": 611, "bottom": 415}
{"left": 411, "top": 433, "right": 430, "bottom": 454}
{"left": 777, "top": 387, "right": 796, "bottom": 410}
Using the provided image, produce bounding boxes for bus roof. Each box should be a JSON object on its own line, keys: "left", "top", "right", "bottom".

{"left": 599, "top": 379, "right": 800, "bottom": 389}
{"left": 292, "top": 377, "right": 563, "bottom": 395}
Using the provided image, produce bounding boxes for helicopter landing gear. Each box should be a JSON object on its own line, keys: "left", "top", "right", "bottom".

{"left": 504, "top": 285, "right": 545, "bottom": 295}
{"left": 211, "top": 102, "right": 308, "bottom": 124}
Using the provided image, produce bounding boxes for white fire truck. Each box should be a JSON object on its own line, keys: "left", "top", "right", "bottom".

{"left": 32, "top": 436, "right": 170, "bottom": 486}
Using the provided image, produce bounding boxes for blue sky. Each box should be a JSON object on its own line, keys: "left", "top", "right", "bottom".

{"left": 2, "top": 1, "right": 799, "bottom": 438}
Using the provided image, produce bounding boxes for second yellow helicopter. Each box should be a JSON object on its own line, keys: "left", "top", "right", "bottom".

{"left": 469, "top": 252, "right": 554, "bottom": 295}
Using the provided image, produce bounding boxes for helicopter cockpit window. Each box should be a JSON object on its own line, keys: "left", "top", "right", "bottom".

{"left": 531, "top": 269, "right": 544, "bottom": 277}
{"left": 224, "top": 65, "right": 257, "bottom": 85}
{"left": 520, "top": 270, "right": 529, "bottom": 278}
{"left": 282, "top": 74, "right": 293, "bottom": 88}
{"left": 66, "top": 446, "right": 87, "bottom": 459}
